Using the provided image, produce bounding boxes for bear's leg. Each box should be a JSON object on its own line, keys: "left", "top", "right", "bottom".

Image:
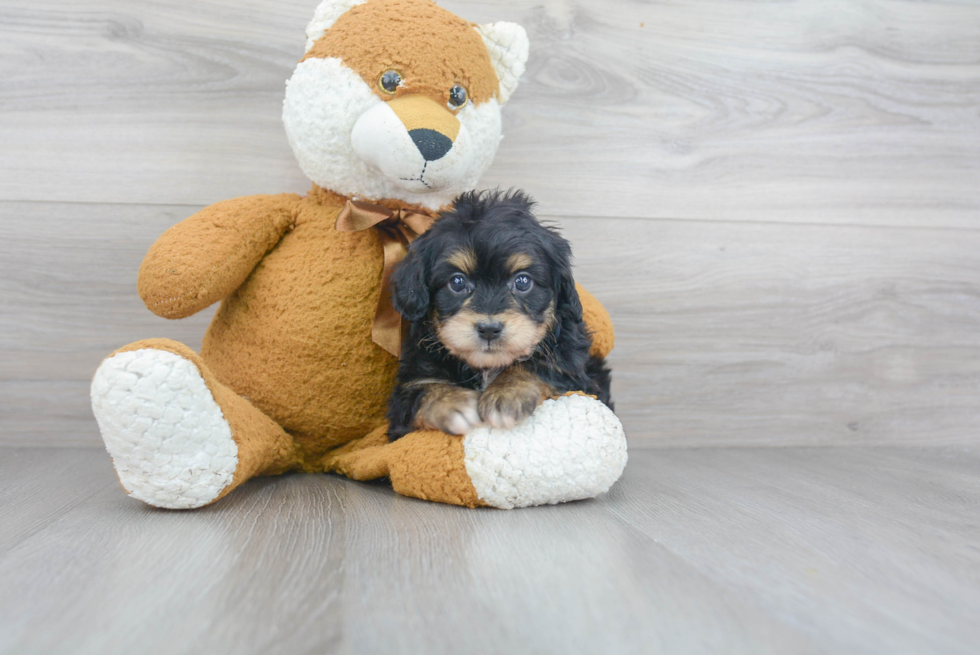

{"left": 325, "top": 394, "right": 628, "bottom": 509}
{"left": 91, "top": 339, "right": 297, "bottom": 509}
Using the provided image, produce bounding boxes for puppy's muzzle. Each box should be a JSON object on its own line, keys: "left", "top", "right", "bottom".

{"left": 476, "top": 319, "right": 504, "bottom": 343}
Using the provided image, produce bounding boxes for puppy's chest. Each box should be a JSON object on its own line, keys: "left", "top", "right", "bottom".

{"left": 478, "top": 368, "right": 503, "bottom": 391}
{"left": 443, "top": 366, "right": 504, "bottom": 391}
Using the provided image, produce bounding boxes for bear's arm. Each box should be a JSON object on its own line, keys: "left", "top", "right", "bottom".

{"left": 138, "top": 194, "right": 302, "bottom": 319}
{"left": 575, "top": 283, "right": 615, "bottom": 359}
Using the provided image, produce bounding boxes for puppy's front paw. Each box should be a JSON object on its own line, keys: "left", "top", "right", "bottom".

{"left": 416, "top": 386, "right": 482, "bottom": 435}
{"left": 478, "top": 370, "right": 550, "bottom": 430}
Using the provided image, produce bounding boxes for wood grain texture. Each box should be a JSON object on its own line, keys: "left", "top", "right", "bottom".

{"left": 4, "top": 200, "right": 979, "bottom": 447}
{"left": 0, "top": 202, "right": 216, "bottom": 446}
{"left": 4, "top": 3, "right": 978, "bottom": 649}
{"left": 1, "top": 446, "right": 978, "bottom": 654}
{"left": 1, "top": 0, "right": 978, "bottom": 225}
{"left": 555, "top": 216, "right": 980, "bottom": 447}
{"left": 0, "top": 448, "right": 115, "bottom": 554}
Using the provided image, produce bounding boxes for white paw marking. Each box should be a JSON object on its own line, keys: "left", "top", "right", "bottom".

{"left": 484, "top": 408, "right": 518, "bottom": 431}
{"left": 463, "top": 395, "right": 628, "bottom": 509}
{"left": 90, "top": 349, "right": 238, "bottom": 509}
{"left": 445, "top": 396, "right": 483, "bottom": 435}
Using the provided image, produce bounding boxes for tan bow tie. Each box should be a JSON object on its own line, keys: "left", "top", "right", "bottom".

{"left": 334, "top": 199, "right": 439, "bottom": 357}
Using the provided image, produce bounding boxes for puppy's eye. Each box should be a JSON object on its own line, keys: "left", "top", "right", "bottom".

{"left": 448, "top": 84, "right": 468, "bottom": 109}
{"left": 379, "top": 70, "right": 402, "bottom": 95}
{"left": 513, "top": 274, "right": 533, "bottom": 293}
{"left": 448, "top": 274, "right": 469, "bottom": 293}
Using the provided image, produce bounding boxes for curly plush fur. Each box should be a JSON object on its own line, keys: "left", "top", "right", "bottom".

{"left": 283, "top": 0, "right": 527, "bottom": 210}
{"left": 387, "top": 190, "right": 612, "bottom": 440}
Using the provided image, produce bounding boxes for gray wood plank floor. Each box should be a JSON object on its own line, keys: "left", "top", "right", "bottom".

{"left": 3, "top": 0, "right": 980, "bottom": 448}
{"left": 4, "top": 200, "right": 980, "bottom": 447}
{"left": 3, "top": 2, "right": 979, "bottom": 650}
{"left": 1, "top": 446, "right": 978, "bottom": 655}
{"left": 2, "top": 0, "right": 979, "bottom": 226}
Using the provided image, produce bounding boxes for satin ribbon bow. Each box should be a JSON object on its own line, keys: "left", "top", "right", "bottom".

{"left": 335, "top": 199, "right": 439, "bottom": 357}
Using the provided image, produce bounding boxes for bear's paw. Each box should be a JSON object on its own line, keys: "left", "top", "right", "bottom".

{"left": 91, "top": 349, "right": 238, "bottom": 509}
{"left": 461, "top": 394, "right": 628, "bottom": 509}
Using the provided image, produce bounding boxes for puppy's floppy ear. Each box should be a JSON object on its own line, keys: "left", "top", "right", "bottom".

{"left": 555, "top": 262, "right": 583, "bottom": 319}
{"left": 391, "top": 237, "right": 433, "bottom": 322}
{"left": 542, "top": 225, "right": 583, "bottom": 320}
{"left": 539, "top": 223, "right": 592, "bottom": 369}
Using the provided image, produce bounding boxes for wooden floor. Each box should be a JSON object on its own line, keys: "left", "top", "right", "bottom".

{"left": 2, "top": 1, "right": 979, "bottom": 652}
{"left": 1, "top": 446, "right": 978, "bottom": 655}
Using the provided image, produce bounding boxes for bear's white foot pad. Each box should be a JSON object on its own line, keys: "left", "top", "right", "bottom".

{"left": 90, "top": 349, "right": 238, "bottom": 509}
{"left": 462, "top": 394, "right": 628, "bottom": 509}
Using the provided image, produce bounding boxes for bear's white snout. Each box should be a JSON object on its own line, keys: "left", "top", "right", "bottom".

{"left": 351, "top": 95, "right": 472, "bottom": 194}
{"left": 283, "top": 57, "right": 504, "bottom": 209}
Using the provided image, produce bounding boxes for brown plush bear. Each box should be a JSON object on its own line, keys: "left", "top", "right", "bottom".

{"left": 90, "top": 0, "right": 626, "bottom": 510}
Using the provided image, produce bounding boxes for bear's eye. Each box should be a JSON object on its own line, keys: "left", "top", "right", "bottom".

{"left": 379, "top": 70, "right": 402, "bottom": 95}
{"left": 448, "top": 84, "right": 468, "bottom": 109}
{"left": 448, "top": 274, "right": 469, "bottom": 293}
{"left": 513, "top": 274, "right": 533, "bottom": 293}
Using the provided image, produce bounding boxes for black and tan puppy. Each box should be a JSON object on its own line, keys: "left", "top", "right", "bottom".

{"left": 386, "top": 189, "right": 612, "bottom": 440}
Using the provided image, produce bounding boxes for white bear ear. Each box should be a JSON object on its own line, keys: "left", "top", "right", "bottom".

{"left": 475, "top": 22, "right": 530, "bottom": 105}
{"left": 305, "top": 0, "right": 369, "bottom": 52}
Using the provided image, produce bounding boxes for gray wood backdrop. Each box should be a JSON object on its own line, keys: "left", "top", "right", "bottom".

{"left": 2, "top": 0, "right": 979, "bottom": 447}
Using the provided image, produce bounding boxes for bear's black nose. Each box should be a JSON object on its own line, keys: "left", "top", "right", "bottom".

{"left": 476, "top": 320, "right": 503, "bottom": 343}
{"left": 409, "top": 128, "right": 453, "bottom": 161}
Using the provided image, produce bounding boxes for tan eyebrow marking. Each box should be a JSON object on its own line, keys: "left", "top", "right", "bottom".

{"left": 446, "top": 249, "right": 477, "bottom": 274}
{"left": 506, "top": 253, "right": 534, "bottom": 273}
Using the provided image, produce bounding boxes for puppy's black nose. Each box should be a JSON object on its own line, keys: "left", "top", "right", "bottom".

{"left": 409, "top": 128, "right": 453, "bottom": 161}
{"left": 476, "top": 320, "right": 503, "bottom": 342}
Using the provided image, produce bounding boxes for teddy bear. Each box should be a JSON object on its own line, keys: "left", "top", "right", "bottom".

{"left": 89, "top": 0, "right": 627, "bottom": 510}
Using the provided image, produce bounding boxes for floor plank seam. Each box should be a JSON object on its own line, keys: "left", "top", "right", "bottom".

{"left": 0, "top": 480, "right": 117, "bottom": 556}
{"left": 5, "top": 200, "right": 980, "bottom": 235}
